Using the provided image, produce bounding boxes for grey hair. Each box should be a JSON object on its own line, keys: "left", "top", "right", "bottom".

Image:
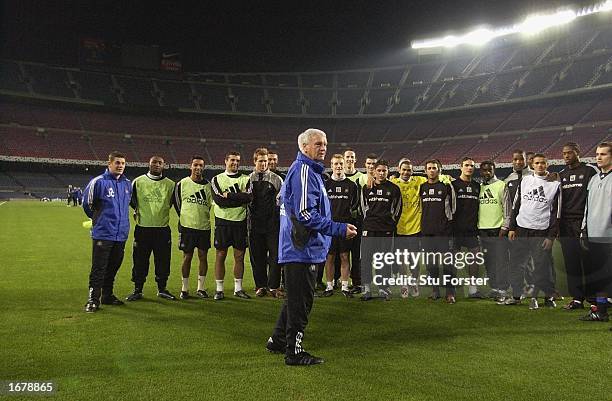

{"left": 298, "top": 128, "right": 326, "bottom": 150}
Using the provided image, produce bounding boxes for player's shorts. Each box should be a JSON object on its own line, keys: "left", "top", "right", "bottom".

{"left": 214, "top": 223, "right": 248, "bottom": 250}
{"left": 453, "top": 231, "right": 480, "bottom": 250}
{"left": 329, "top": 237, "right": 353, "bottom": 254}
{"left": 178, "top": 229, "right": 211, "bottom": 253}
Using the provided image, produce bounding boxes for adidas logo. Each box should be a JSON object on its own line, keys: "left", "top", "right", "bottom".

{"left": 227, "top": 183, "right": 242, "bottom": 193}
{"left": 186, "top": 189, "right": 209, "bottom": 206}
{"left": 523, "top": 185, "right": 547, "bottom": 203}
{"left": 142, "top": 187, "right": 165, "bottom": 203}
{"left": 479, "top": 188, "right": 498, "bottom": 204}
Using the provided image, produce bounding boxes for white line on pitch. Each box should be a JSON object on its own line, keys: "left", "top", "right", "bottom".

{"left": 0, "top": 201, "right": 7, "bottom": 207}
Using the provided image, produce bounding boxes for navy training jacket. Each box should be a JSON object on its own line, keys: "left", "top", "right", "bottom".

{"left": 83, "top": 169, "right": 132, "bottom": 242}
{"left": 278, "top": 151, "right": 347, "bottom": 264}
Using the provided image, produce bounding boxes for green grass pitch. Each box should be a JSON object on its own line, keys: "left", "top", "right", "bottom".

{"left": 0, "top": 201, "right": 609, "bottom": 401}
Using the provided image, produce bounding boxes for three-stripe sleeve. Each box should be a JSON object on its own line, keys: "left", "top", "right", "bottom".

{"left": 444, "top": 183, "right": 456, "bottom": 221}
{"left": 547, "top": 185, "right": 562, "bottom": 238}
{"left": 130, "top": 178, "right": 138, "bottom": 210}
{"left": 360, "top": 185, "right": 369, "bottom": 220}
{"left": 172, "top": 181, "right": 182, "bottom": 216}
{"left": 501, "top": 182, "right": 511, "bottom": 230}
{"left": 509, "top": 179, "right": 522, "bottom": 231}
{"left": 391, "top": 185, "right": 402, "bottom": 224}
{"left": 82, "top": 175, "right": 102, "bottom": 218}
{"left": 299, "top": 164, "right": 311, "bottom": 220}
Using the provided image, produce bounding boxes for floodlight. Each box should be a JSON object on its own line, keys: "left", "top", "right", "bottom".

{"left": 584, "top": 0, "right": 612, "bottom": 13}
{"left": 441, "top": 36, "right": 459, "bottom": 48}
{"left": 411, "top": 1, "right": 612, "bottom": 50}
{"left": 518, "top": 10, "right": 576, "bottom": 35}
{"left": 463, "top": 28, "right": 494, "bottom": 46}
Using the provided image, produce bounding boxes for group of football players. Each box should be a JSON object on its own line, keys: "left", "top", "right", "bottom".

{"left": 81, "top": 141, "right": 611, "bottom": 327}
{"left": 317, "top": 142, "right": 610, "bottom": 325}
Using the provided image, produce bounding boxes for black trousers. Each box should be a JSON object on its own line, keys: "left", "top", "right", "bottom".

{"left": 249, "top": 230, "right": 281, "bottom": 289}
{"left": 89, "top": 239, "right": 125, "bottom": 296}
{"left": 509, "top": 227, "right": 555, "bottom": 298}
{"left": 131, "top": 225, "right": 172, "bottom": 290}
{"left": 360, "top": 231, "right": 394, "bottom": 287}
{"left": 350, "top": 229, "right": 362, "bottom": 286}
{"left": 480, "top": 228, "right": 509, "bottom": 291}
{"left": 585, "top": 242, "right": 612, "bottom": 296}
{"left": 271, "top": 263, "right": 317, "bottom": 357}
{"left": 559, "top": 219, "right": 590, "bottom": 300}
{"left": 422, "top": 235, "right": 455, "bottom": 295}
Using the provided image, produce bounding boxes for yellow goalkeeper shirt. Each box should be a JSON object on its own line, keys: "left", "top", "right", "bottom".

{"left": 391, "top": 174, "right": 452, "bottom": 235}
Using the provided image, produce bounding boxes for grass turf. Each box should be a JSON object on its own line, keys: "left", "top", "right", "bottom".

{"left": 0, "top": 200, "right": 610, "bottom": 401}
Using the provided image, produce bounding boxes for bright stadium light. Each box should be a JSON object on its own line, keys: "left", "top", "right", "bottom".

{"left": 576, "top": 1, "right": 612, "bottom": 16}
{"left": 518, "top": 10, "right": 576, "bottom": 35}
{"left": 463, "top": 28, "right": 495, "bottom": 46}
{"left": 411, "top": 27, "right": 514, "bottom": 49}
{"left": 601, "top": 0, "right": 612, "bottom": 11}
{"left": 441, "top": 36, "right": 460, "bottom": 48}
{"left": 411, "top": 1, "right": 612, "bottom": 49}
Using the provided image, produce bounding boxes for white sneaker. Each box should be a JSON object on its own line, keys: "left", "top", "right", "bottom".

{"left": 378, "top": 288, "right": 392, "bottom": 301}
{"left": 522, "top": 285, "right": 535, "bottom": 299}
{"left": 529, "top": 297, "right": 539, "bottom": 310}
{"left": 498, "top": 297, "right": 521, "bottom": 305}
{"left": 409, "top": 285, "right": 420, "bottom": 298}
{"left": 494, "top": 290, "right": 508, "bottom": 303}
{"left": 401, "top": 286, "right": 409, "bottom": 299}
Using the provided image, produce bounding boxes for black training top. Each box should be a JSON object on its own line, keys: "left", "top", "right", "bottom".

{"left": 452, "top": 178, "right": 480, "bottom": 233}
{"left": 559, "top": 162, "right": 598, "bottom": 220}
{"left": 325, "top": 177, "right": 359, "bottom": 224}
{"left": 420, "top": 181, "right": 455, "bottom": 236}
{"left": 361, "top": 180, "right": 402, "bottom": 232}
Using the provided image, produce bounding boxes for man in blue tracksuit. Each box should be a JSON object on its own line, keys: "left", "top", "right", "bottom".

{"left": 82, "top": 151, "right": 132, "bottom": 313}
{"left": 266, "top": 129, "right": 357, "bottom": 366}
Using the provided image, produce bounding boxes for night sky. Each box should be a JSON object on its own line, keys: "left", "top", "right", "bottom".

{"left": 1, "top": 0, "right": 597, "bottom": 72}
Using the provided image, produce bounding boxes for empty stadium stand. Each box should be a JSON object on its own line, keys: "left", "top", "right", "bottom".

{"left": 2, "top": 14, "right": 612, "bottom": 118}
{"left": 1, "top": 12, "right": 611, "bottom": 188}
{"left": 1, "top": 90, "right": 610, "bottom": 168}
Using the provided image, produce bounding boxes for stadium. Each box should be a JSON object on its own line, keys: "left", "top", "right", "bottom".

{"left": 1, "top": 1, "right": 611, "bottom": 400}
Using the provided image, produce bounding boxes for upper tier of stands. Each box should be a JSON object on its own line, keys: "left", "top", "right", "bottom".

{"left": 2, "top": 16, "right": 611, "bottom": 172}
{"left": 2, "top": 17, "right": 612, "bottom": 117}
